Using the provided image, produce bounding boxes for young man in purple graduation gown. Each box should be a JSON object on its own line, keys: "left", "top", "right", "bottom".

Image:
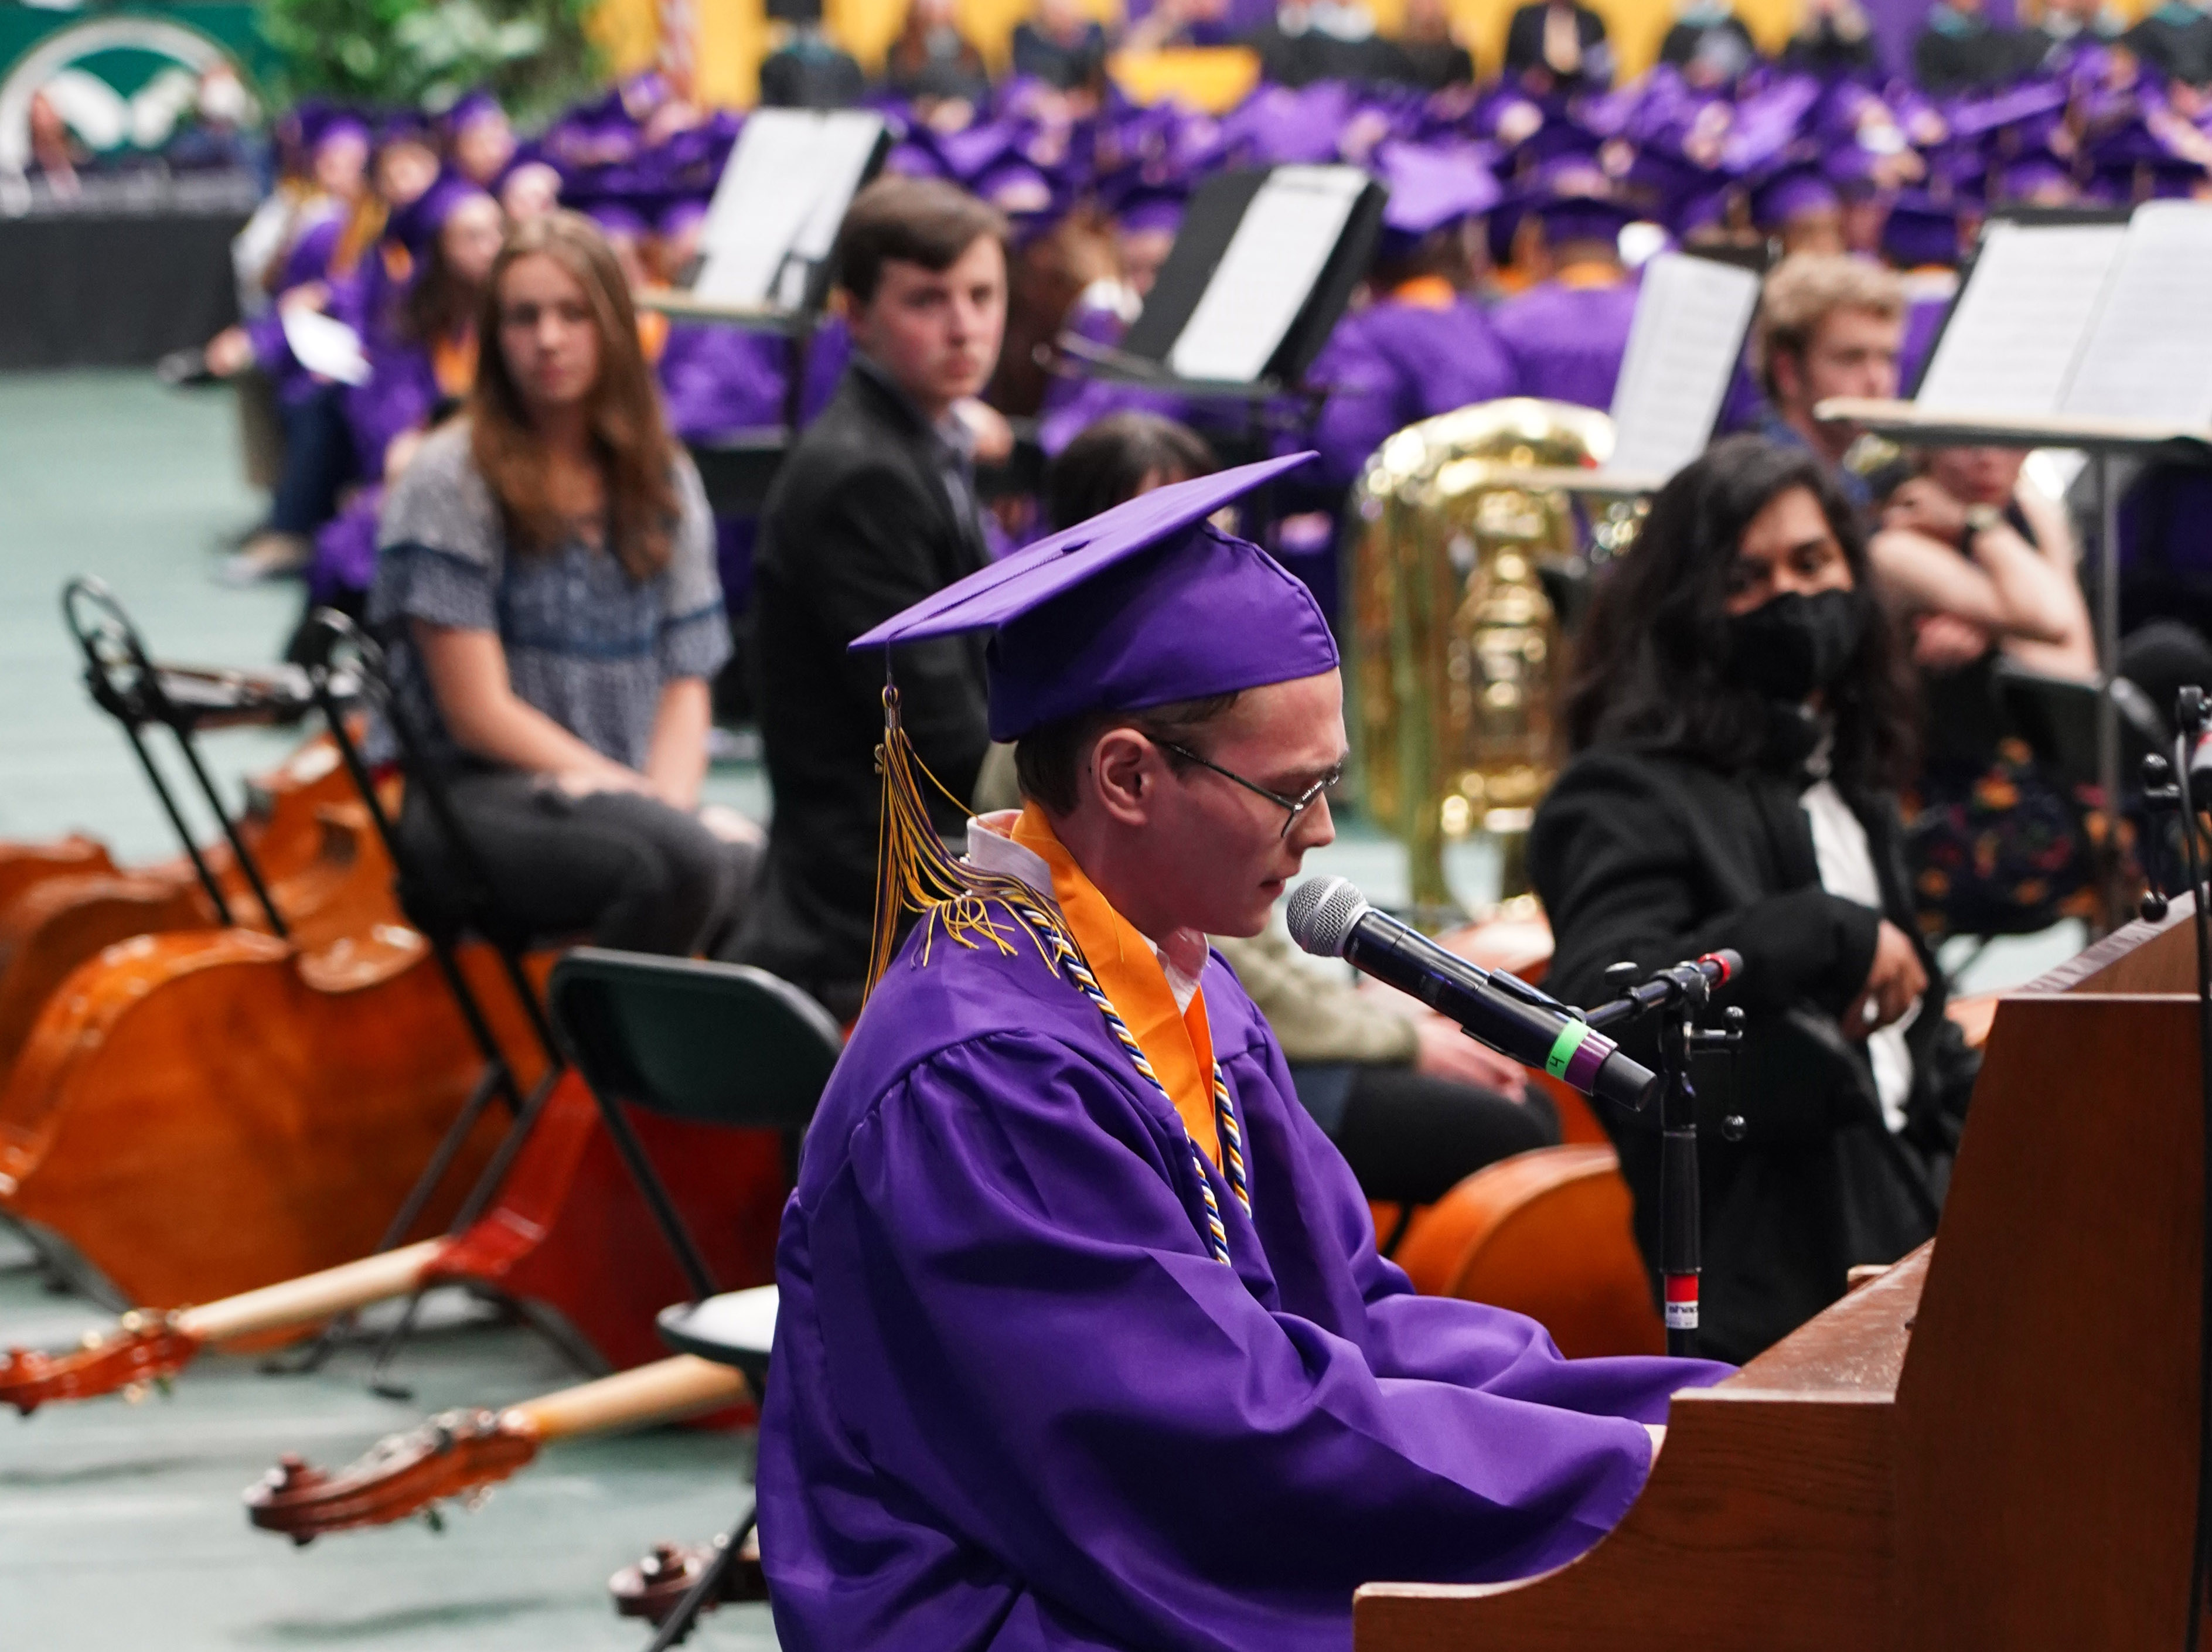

{"left": 758, "top": 454, "right": 1732, "bottom": 1651}
{"left": 1307, "top": 143, "right": 1518, "bottom": 489}
{"left": 1490, "top": 169, "right": 1642, "bottom": 413}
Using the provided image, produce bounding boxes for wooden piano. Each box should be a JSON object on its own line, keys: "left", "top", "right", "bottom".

{"left": 1357, "top": 902, "right": 2207, "bottom": 1650}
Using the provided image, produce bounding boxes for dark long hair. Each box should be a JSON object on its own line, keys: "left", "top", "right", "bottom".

{"left": 1563, "top": 434, "right": 1915, "bottom": 791}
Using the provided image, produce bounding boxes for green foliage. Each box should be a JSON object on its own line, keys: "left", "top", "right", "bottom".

{"left": 262, "top": 0, "right": 604, "bottom": 122}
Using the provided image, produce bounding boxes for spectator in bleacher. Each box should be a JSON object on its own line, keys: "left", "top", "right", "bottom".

{"left": 1913, "top": 0, "right": 2021, "bottom": 91}
{"left": 2124, "top": 0, "right": 2212, "bottom": 90}
{"left": 1781, "top": 0, "right": 1878, "bottom": 77}
{"left": 1502, "top": 0, "right": 1614, "bottom": 93}
{"left": 2017, "top": 0, "right": 2125, "bottom": 72}
{"left": 759, "top": 0, "right": 870, "bottom": 108}
{"left": 1013, "top": 0, "right": 1111, "bottom": 89}
{"left": 1659, "top": 0, "right": 1763, "bottom": 87}
{"left": 1395, "top": 0, "right": 1477, "bottom": 88}
{"left": 884, "top": 0, "right": 993, "bottom": 108}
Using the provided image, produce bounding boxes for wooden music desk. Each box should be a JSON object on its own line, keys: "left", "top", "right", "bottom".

{"left": 1357, "top": 904, "right": 2207, "bottom": 1650}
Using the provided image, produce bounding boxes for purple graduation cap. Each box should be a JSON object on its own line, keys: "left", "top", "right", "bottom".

{"left": 851, "top": 452, "right": 1335, "bottom": 741}
{"left": 384, "top": 175, "right": 492, "bottom": 261}
{"left": 1373, "top": 140, "right": 1501, "bottom": 258}
{"left": 1750, "top": 159, "right": 1841, "bottom": 231}
{"left": 1880, "top": 191, "right": 1964, "bottom": 269}
{"left": 1526, "top": 159, "right": 1638, "bottom": 247}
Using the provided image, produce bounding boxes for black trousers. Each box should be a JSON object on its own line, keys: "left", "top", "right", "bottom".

{"left": 1327, "top": 1068, "right": 1560, "bottom": 1209}
{"left": 398, "top": 771, "right": 761, "bottom": 957}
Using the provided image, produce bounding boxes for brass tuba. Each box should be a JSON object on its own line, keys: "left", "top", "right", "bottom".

{"left": 1347, "top": 397, "right": 1620, "bottom": 917}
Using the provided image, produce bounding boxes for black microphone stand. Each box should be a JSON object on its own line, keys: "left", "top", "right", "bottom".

{"left": 1589, "top": 961, "right": 1746, "bottom": 1359}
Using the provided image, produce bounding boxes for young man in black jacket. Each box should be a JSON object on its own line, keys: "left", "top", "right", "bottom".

{"left": 1532, "top": 436, "right": 1978, "bottom": 1364}
{"left": 729, "top": 178, "right": 1007, "bottom": 1019}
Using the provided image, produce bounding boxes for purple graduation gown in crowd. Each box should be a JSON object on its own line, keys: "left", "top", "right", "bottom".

{"left": 1490, "top": 274, "right": 1642, "bottom": 411}
{"left": 760, "top": 891, "right": 1730, "bottom": 1651}
{"left": 1309, "top": 292, "right": 1519, "bottom": 486}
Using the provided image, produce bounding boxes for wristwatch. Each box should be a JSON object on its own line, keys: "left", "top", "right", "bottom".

{"left": 1962, "top": 503, "right": 2002, "bottom": 541}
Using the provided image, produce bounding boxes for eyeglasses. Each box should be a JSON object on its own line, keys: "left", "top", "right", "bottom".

{"left": 1155, "top": 741, "right": 1341, "bottom": 840}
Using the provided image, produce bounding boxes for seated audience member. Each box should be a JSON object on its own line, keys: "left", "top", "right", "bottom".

{"left": 884, "top": 0, "right": 993, "bottom": 106}
{"left": 1013, "top": 0, "right": 1110, "bottom": 89}
{"left": 1747, "top": 253, "right": 1904, "bottom": 516}
{"left": 759, "top": 0, "right": 869, "bottom": 108}
{"left": 731, "top": 178, "right": 1008, "bottom": 1019}
{"left": 1490, "top": 168, "right": 1640, "bottom": 411}
{"left": 1875, "top": 448, "right": 2098, "bottom": 938}
{"left": 296, "top": 181, "right": 507, "bottom": 631}
{"left": 759, "top": 451, "right": 1729, "bottom": 1652}
{"left": 1502, "top": 0, "right": 1615, "bottom": 92}
{"left": 1914, "top": 0, "right": 2020, "bottom": 90}
{"left": 1309, "top": 145, "right": 1516, "bottom": 488}
{"left": 1781, "top": 0, "right": 1878, "bottom": 76}
{"left": 1044, "top": 413, "right": 1560, "bottom": 1208}
{"left": 2124, "top": 0, "right": 2212, "bottom": 90}
{"left": 1659, "top": 0, "right": 1763, "bottom": 86}
{"left": 1120, "top": 0, "right": 1245, "bottom": 50}
{"left": 442, "top": 92, "right": 516, "bottom": 190}
{"left": 1750, "top": 163, "right": 1846, "bottom": 258}
{"left": 366, "top": 211, "right": 758, "bottom": 957}
{"left": 2019, "top": 0, "right": 2125, "bottom": 71}
{"left": 1532, "top": 435, "right": 1977, "bottom": 1363}
{"left": 1395, "top": 0, "right": 1479, "bottom": 88}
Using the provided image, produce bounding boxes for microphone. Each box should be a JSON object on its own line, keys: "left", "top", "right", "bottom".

{"left": 1286, "top": 877, "right": 1660, "bottom": 1113}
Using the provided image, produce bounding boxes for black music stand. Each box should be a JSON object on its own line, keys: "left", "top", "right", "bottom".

{"left": 1055, "top": 164, "right": 1386, "bottom": 488}
{"left": 61, "top": 576, "right": 328, "bottom": 938}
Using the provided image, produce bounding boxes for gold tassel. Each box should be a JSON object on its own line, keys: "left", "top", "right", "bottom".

{"left": 863, "top": 684, "right": 1075, "bottom": 1003}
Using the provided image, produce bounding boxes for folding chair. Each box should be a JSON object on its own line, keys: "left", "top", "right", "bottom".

{"left": 287, "top": 609, "right": 571, "bottom": 1392}
{"left": 547, "top": 946, "right": 843, "bottom": 1650}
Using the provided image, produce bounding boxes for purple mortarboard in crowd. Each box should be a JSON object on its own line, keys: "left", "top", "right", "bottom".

{"left": 1999, "top": 148, "right": 2078, "bottom": 201}
{"left": 305, "top": 105, "right": 373, "bottom": 158}
{"left": 1526, "top": 161, "right": 1638, "bottom": 246}
{"left": 656, "top": 196, "right": 711, "bottom": 240}
{"left": 582, "top": 200, "right": 652, "bottom": 242}
{"left": 439, "top": 90, "right": 506, "bottom": 137}
{"left": 1880, "top": 191, "right": 1964, "bottom": 268}
{"left": 1221, "top": 83, "right": 1354, "bottom": 166}
{"left": 852, "top": 453, "right": 1335, "bottom": 740}
{"left": 1112, "top": 179, "right": 1188, "bottom": 235}
{"left": 385, "top": 176, "right": 493, "bottom": 260}
{"left": 1373, "top": 141, "right": 1500, "bottom": 257}
{"left": 1750, "top": 159, "right": 1840, "bottom": 230}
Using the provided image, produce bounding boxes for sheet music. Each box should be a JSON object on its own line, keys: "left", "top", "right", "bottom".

{"left": 280, "top": 307, "right": 370, "bottom": 386}
{"left": 1914, "top": 221, "right": 2127, "bottom": 418}
{"left": 1167, "top": 165, "right": 1366, "bottom": 384}
{"left": 2059, "top": 202, "right": 2212, "bottom": 428}
{"left": 694, "top": 110, "right": 884, "bottom": 308}
{"left": 1603, "top": 253, "right": 1760, "bottom": 479}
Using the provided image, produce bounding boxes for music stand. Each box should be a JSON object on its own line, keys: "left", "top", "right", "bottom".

{"left": 638, "top": 109, "right": 892, "bottom": 503}
{"left": 1057, "top": 164, "right": 1385, "bottom": 504}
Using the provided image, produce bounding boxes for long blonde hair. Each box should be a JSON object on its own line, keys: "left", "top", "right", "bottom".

{"left": 471, "top": 210, "right": 679, "bottom": 581}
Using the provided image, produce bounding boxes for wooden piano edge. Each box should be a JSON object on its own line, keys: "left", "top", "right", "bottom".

{"left": 1353, "top": 1245, "right": 1930, "bottom": 1652}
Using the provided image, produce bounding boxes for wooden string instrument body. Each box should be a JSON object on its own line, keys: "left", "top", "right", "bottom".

{"left": 0, "top": 803, "right": 524, "bottom": 1310}
{"left": 1, "top": 1072, "right": 786, "bottom": 1411}
{"left": 0, "top": 738, "right": 370, "bottom": 1090}
{"left": 1355, "top": 905, "right": 2210, "bottom": 1651}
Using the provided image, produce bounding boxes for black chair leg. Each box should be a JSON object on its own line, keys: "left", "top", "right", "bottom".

{"left": 645, "top": 1502, "right": 756, "bottom": 1651}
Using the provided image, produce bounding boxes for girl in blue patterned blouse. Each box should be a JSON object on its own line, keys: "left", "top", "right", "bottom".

{"left": 367, "top": 210, "right": 760, "bottom": 956}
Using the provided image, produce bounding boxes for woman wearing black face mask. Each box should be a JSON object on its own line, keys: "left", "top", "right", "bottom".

{"left": 1529, "top": 435, "right": 1977, "bottom": 1364}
